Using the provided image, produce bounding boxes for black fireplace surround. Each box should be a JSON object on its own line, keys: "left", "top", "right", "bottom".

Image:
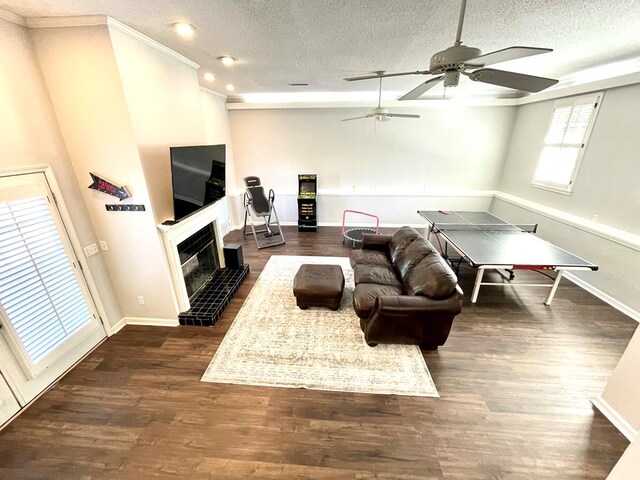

{"left": 176, "top": 224, "right": 249, "bottom": 326}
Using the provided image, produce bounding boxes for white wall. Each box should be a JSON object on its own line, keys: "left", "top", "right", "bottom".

{"left": 228, "top": 105, "right": 516, "bottom": 225}
{"left": 602, "top": 326, "right": 640, "bottom": 478}
{"left": 494, "top": 83, "right": 640, "bottom": 314}
{"left": 109, "top": 27, "right": 206, "bottom": 225}
{"left": 30, "top": 24, "right": 178, "bottom": 320}
{"left": 200, "top": 88, "right": 237, "bottom": 230}
{"left": 0, "top": 17, "right": 122, "bottom": 329}
{"left": 600, "top": 326, "right": 640, "bottom": 437}
{"left": 608, "top": 432, "right": 640, "bottom": 479}
{"left": 498, "top": 84, "right": 640, "bottom": 233}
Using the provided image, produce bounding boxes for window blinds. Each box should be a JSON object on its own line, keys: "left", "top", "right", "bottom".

{"left": 0, "top": 196, "right": 92, "bottom": 372}
{"left": 533, "top": 94, "right": 600, "bottom": 192}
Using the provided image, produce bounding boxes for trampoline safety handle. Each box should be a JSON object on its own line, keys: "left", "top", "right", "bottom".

{"left": 341, "top": 209, "right": 380, "bottom": 236}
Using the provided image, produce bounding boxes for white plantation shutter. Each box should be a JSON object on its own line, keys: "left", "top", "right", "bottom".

{"left": 532, "top": 93, "right": 601, "bottom": 193}
{"left": 0, "top": 194, "right": 95, "bottom": 377}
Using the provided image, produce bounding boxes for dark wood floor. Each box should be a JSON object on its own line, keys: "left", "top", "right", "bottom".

{"left": 0, "top": 226, "right": 636, "bottom": 479}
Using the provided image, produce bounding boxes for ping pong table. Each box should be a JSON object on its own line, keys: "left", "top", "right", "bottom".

{"left": 418, "top": 210, "right": 598, "bottom": 305}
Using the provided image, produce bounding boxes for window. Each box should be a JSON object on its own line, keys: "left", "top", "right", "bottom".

{"left": 0, "top": 177, "right": 102, "bottom": 379}
{"left": 532, "top": 93, "right": 602, "bottom": 193}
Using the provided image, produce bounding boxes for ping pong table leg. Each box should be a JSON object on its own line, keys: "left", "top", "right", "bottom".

{"left": 544, "top": 269, "right": 564, "bottom": 306}
{"left": 471, "top": 267, "right": 485, "bottom": 303}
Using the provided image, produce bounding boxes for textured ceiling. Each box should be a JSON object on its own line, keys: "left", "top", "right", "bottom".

{"left": 2, "top": 0, "right": 640, "bottom": 100}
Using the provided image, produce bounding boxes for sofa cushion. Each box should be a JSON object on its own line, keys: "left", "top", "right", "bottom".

{"left": 388, "top": 227, "right": 421, "bottom": 264}
{"left": 352, "top": 283, "right": 403, "bottom": 319}
{"left": 354, "top": 264, "right": 402, "bottom": 287}
{"left": 393, "top": 238, "right": 438, "bottom": 283}
{"left": 405, "top": 253, "right": 458, "bottom": 299}
{"left": 349, "top": 249, "right": 392, "bottom": 268}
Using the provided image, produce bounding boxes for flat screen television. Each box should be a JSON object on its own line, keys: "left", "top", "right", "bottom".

{"left": 169, "top": 144, "right": 225, "bottom": 222}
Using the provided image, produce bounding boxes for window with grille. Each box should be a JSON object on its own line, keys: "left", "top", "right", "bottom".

{"left": 0, "top": 195, "right": 95, "bottom": 378}
{"left": 532, "top": 93, "right": 602, "bottom": 193}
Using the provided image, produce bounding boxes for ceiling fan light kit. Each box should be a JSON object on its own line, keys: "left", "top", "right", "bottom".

{"left": 341, "top": 75, "right": 420, "bottom": 122}
{"left": 344, "top": 0, "right": 559, "bottom": 100}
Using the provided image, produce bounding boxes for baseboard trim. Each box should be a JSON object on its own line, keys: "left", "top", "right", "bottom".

{"left": 592, "top": 395, "right": 638, "bottom": 442}
{"left": 564, "top": 273, "right": 640, "bottom": 323}
{"left": 108, "top": 317, "right": 179, "bottom": 335}
{"left": 122, "top": 317, "right": 179, "bottom": 327}
{"left": 108, "top": 317, "right": 127, "bottom": 336}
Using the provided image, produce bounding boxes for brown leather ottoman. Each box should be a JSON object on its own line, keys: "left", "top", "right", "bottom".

{"left": 293, "top": 264, "right": 345, "bottom": 310}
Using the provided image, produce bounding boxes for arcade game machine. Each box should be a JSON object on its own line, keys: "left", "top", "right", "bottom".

{"left": 297, "top": 174, "right": 317, "bottom": 232}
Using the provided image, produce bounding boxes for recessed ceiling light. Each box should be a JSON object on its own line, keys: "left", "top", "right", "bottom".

{"left": 172, "top": 22, "right": 195, "bottom": 38}
{"left": 217, "top": 56, "right": 237, "bottom": 66}
{"left": 226, "top": 84, "right": 235, "bottom": 92}
{"left": 203, "top": 72, "right": 215, "bottom": 82}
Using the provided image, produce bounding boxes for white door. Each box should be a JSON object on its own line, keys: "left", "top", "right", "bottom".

{"left": 0, "top": 372, "right": 19, "bottom": 427}
{"left": 0, "top": 173, "right": 106, "bottom": 405}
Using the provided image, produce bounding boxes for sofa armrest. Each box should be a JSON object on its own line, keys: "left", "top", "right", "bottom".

{"left": 361, "top": 291, "right": 463, "bottom": 347}
{"left": 372, "top": 292, "right": 462, "bottom": 318}
{"left": 362, "top": 233, "right": 392, "bottom": 251}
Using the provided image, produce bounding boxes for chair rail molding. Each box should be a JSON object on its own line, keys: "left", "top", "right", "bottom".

{"left": 493, "top": 192, "right": 640, "bottom": 252}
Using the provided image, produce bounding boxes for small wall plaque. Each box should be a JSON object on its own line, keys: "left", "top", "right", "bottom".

{"left": 105, "top": 204, "right": 146, "bottom": 212}
{"left": 88, "top": 173, "right": 131, "bottom": 200}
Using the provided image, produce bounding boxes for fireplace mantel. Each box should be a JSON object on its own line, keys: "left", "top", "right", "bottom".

{"left": 158, "top": 200, "right": 229, "bottom": 313}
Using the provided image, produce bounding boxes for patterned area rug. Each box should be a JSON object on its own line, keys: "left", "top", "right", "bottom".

{"left": 201, "top": 255, "right": 438, "bottom": 397}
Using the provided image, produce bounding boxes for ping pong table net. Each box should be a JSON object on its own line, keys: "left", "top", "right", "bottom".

{"left": 431, "top": 223, "right": 538, "bottom": 233}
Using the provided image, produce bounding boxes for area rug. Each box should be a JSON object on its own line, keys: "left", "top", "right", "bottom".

{"left": 201, "top": 255, "right": 438, "bottom": 397}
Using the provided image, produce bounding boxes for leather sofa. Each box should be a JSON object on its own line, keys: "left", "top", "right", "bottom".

{"left": 350, "top": 226, "right": 463, "bottom": 349}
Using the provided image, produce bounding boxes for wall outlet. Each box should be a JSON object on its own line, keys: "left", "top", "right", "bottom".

{"left": 99, "top": 240, "right": 109, "bottom": 251}
{"left": 592, "top": 214, "right": 599, "bottom": 222}
{"left": 83, "top": 243, "right": 99, "bottom": 257}
{"left": 137, "top": 296, "right": 145, "bottom": 305}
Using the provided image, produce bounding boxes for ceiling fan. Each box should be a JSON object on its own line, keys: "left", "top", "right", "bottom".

{"left": 344, "top": 0, "right": 559, "bottom": 100}
{"left": 342, "top": 73, "right": 420, "bottom": 122}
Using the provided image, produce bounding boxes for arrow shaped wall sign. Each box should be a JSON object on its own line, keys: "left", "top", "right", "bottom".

{"left": 88, "top": 173, "right": 131, "bottom": 201}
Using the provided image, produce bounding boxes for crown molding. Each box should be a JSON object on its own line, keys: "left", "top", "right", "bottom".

{"left": 226, "top": 69, "right": 640, "bottom": 110}
{"left": 24, "top": 15, "right": 199, "bottom": 70}
{"left": 516, "top": 71, "right": 640, "bottom": 106}
{"left": 226, "top": 98, "right": 519, "bottom": 110}
{"left": 26, "top": 14, "right": 108, "bottom": 28}
{"left": 200, "top": 86, "right": 228, "bottom": 100}
{"left": 106, "top": 17, "right": 200, "bottom": 70}
{"left": 0, "top": 8, "right": 26, "bottom": 26}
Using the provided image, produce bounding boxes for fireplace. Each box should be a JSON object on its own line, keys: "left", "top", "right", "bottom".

{"left": 158, "top": 201, "right": 248, "bottom": 326}
{"left": 158, "top": 203, "right": 227, "bottom": 313}
{"left": 177, "top": 224, "right": 219, "bottom": 299}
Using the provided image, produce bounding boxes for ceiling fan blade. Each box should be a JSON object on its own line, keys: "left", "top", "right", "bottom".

{"left": 344, "top": 70, "right": 430, "bottom": 81}
{"left": 465, "top": 46, "right": 553, "bottom": 67}
{"left": 386, "top": 113, "right": 421, "bottom": 119}
{"left": 398, "top": 76, "right": 444, "bottom": 101}
{"left": 341, "top": 113, "right": 377, "bottom": 122}
{"left": 469, "top": 68, "right": 558, "bottom": 92}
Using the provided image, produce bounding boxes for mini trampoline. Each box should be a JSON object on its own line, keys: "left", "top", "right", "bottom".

{"left": 342, "top": 210, "right": 380, "bottom": 248}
